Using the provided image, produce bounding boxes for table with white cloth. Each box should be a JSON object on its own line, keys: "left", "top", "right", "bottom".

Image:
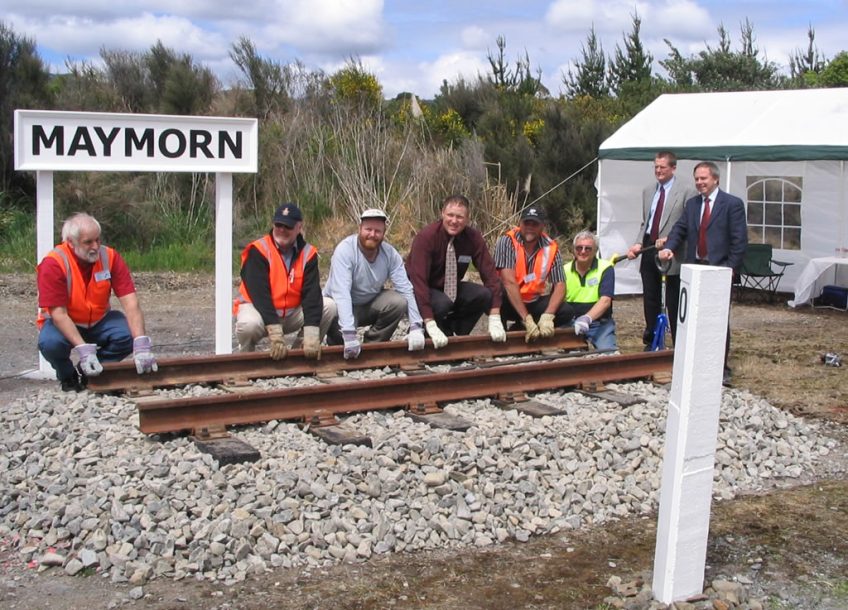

{"left": 788, "top": 256, "right": 848, "bottom": 307}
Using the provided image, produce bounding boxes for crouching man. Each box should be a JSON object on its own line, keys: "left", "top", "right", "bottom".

{"left": 37, "top": 213, "right": 157, "bottom": 391}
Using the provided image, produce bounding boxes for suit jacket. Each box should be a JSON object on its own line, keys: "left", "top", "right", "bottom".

{"left": 664, "top": 189, "right": 748, "bottom": 271}
{"left": 634, "top": 178, "right": 698, "bottom": 275}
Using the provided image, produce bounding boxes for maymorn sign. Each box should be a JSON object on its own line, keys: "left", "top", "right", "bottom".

{"left": 15, "top": 110, "right": 258, "bottom": 173}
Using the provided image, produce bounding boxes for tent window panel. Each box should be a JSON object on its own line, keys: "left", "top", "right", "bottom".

{"left": 747, "top": 180, "right": 764, "bottom": 201}
{"left": 764, "top": 227, "right": 782, "bottom": 248}
{"left": 764, "top": 180, "right": 784, "bottom": 202}
{"left": 784, "top": 184, "right": 802, "bottom": 203}
{"left": 745, "top": 176, "right": 803, "bottom": 251}
{"left": 784, "top": 228, "right": 801, "bottom": 250}
{"left": 747, "top": 226, "right": 764, "bottom": 243}
{"left": 784, "top": 203, "right": 801, "bottom": 226}
{"left": 747, "top": 202, "right": 764, "bottom": 225}
{"left": 764, "top": 203, "right": 782, "bottom": 225}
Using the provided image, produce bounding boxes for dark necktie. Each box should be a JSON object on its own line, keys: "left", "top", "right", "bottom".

{"left": 444, "top": 237, "right": 457, "bottom": 301}
{"left": 698, "top": 197, "right": 711, "bottom": 259}
{"left": 649, "top": 184, "right": 665, "bottom": 241}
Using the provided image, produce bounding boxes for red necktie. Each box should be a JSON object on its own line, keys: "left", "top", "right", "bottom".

{"left": 698, "top": 197, "right": 711, "bottom": 259}
{"left": 649, "top": 185, "right": 665, "bottom": 241}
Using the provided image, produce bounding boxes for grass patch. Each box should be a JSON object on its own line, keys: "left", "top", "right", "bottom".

{"left": 0, "top": 205, "right": 39, "bottom": 272}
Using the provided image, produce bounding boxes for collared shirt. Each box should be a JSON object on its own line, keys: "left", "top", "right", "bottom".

{"left": 240, "top": 231, "right": 323, "bottom": 326}
{"left": 38, "top": 247, "right": 135, "bottom": 308}
{"left": 493, "top": 231, "right": 565, "bottom": 284}
{"left": 700, "top": 186, "right": 719, "bottom": 219}
{"left": 324, "top": 234, "right": 423, "bottom": 333}
{"left": 405, "top": 220, "right": 502, "bottom": 319}
{"left": 646, "top": 176, "right": 675, "bottom": 233}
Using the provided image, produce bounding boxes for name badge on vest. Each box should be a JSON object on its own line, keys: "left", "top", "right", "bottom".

{"left": 458, "top": 255, "right": 472, "bottom": 264}
{"left": 95, "top": 270, "right": 112, "bottom": 282}
{"left": 524, "top": 273, "right": 537, "bottom": 282}
{"left": 587, "top": 277, "right": 599, "bottom": 287}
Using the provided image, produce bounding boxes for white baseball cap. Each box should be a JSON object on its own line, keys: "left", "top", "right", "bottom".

{"left": 360, "top": 208, "right": 388, "bottom": 222}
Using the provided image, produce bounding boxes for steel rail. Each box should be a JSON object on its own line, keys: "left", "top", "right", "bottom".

{"left": 88, "top": 330, "right": 588, "bottom": 393}
{"left": 136, "top": 350, "right": 673, "bottom": 434}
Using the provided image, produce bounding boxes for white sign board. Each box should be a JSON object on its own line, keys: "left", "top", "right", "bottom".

{"left": 15, "top": 110, "right": 257, "bottom": 173}
{"left": 14, "top": 110, "right": 257, "bottom": 372}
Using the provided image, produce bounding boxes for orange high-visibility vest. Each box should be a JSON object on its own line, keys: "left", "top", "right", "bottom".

{"left": 37, "top": 242, "right": 114, "bottom": 329}
{"left": 233, "top": 235, "right": 316, "bottom": 317}
{"left": 506, "top": 227, "right": 558, "bottom": 303}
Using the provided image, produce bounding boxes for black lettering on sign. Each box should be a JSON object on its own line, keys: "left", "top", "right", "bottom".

{"left": 679, "top": 287, "right": 688, "bottom": 324}
{"left": 126, "top": 128, "right": 155, "bottom": 157}
{"left": 68, "top": 126, "right": 96, "bottom": 156}
{"left": 32, "top": 125, "right": 64, "bottom": 155}
{"left": 159, "top": 129, "right": 186, "bottom": 158}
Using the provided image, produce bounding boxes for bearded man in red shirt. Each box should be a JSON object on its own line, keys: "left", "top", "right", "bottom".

{"left": 37, "top": 213, "right": 157, "bottom": 391}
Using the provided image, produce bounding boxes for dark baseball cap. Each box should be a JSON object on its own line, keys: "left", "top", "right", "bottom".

{"left": 520, "top": 207, "right": 545, "bottom": 222}
{"left": 273, "top": 203, "right": 303, "bottom": 227}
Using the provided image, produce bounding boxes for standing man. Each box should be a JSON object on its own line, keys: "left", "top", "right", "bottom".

{"left": 494, "top": 206, "right": 574, "bottom": 343}
{"left": 233, "top": 202, "right": 333, "bottom": 360}
{"left": 406, "top": 194, "right": 506, "bottom": 348}
{"left": 324, "top": 208, "right": 425, "bottom": 359}
{"left": 627, "top": 151, "right": 697, "bottom": 347}
{"left": 659, "top": 161, "right": 748, "bottom": 385}
{"left": 565, "top": 231, "right": 617, "bottom": 351}
{"left": 37, "top": 212, "right": 157, "bottom": 391}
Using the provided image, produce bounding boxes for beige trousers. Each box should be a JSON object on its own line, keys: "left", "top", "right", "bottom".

{"left": 235, "top": 298, "right": 337, "bottom": 352}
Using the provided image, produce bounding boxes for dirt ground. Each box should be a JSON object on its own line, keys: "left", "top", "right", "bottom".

{"left": 0, "top": 272, "right": 846, "bottom": 609}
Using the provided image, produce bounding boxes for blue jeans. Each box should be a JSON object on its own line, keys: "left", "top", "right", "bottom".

{"left": 38, "top": 310, "right": 133, "bottom": 381}
{"left": 583, "top": 317, "right": 618, "bottom": 351}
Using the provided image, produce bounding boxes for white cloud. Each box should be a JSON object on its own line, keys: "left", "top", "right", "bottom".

{"left": 418, "top": 51, "right": 490, "bottom": 96}
{"left": 461, "top": 25, "right": 491, "bottom": 50}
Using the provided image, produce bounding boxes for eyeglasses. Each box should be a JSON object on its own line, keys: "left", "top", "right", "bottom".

{"left": 574, "top": 245, "right": 594, "bottom": 252}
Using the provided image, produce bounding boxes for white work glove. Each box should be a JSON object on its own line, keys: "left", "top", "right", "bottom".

{"left": 425, "top": 320, "right": 449, "bottom": 349}
{"left": 407, "top": 323, "right": 425, "bottom": 351}
{"left": 488, "top": 314, "right": 506, "bottom": 343}
{"left": 573, "top": 315, "right": 592, "bottom": 336}
{"left": 302, "top": 325, "right": 321, "bottom": 360}
{"left": 73, "top": 343, "right": 103, "bottom": 377}
{"left": 132, "top": 335, "right": 158, "bottom": 374}
{"left": 538, "top": 313, "right": 556, "bottom": 338}
{"left": 265, "top": 324, "right": 288, "bottom": 360}
{"left": 342, "top": 330, "right": 361, "bottom": 360}
{"left": 523, "top": 314, "right": 541, "bottom": 343}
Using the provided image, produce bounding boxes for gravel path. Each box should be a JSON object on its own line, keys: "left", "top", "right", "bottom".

{"left": 1, "top": 376, "right": 843, "bottom": 594}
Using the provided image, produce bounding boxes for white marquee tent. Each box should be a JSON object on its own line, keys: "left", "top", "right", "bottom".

{"left": 596, "top": 88, "right": 848, "bottom": 300}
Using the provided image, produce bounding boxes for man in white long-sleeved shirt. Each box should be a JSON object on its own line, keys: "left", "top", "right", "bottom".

{"left": 323, "top": 208, "right": 425, "bottom": 359}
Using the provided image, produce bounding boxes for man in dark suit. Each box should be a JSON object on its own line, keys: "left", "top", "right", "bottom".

{"left": 659, "top": 161, "right": 748, "bottom": 386}
{"left": 627, "top": 151, "right": 698, "bottom": 347}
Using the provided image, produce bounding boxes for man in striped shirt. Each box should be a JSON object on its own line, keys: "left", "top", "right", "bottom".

{"left": 493, "top": 207, "right": 574, "bottom": 343}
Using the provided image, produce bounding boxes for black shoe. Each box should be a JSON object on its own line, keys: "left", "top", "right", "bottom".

{"left": 60, "top": 373, "right": 84, "bottom": 392}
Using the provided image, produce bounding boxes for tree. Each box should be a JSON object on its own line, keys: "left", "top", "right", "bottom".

{"left": 0, "top": 22, "right": 52, "bottom": 199}
{"left": 100, "top": 48, "right": 149, "bottom": 112}
{"left": 789, "top": 26, "right": 826, "bottom": 86}
{"left": 230, "top": 37, "right": 293, "bottom": 119}
{"left": 564, "top": 27, "right": 609, "bottom": 99}
{"left": 486, "top": 35, "right": 546, "bottom": 97}
{"left": 608, "top": 13, "right": 653, "bottom": 96}
{"left": 661, "top": 21, "right": 780, "bottom": 91}
{"left": 328, "top": 58, "right": 382, "bottom": 108}
{"left": 815, "top": 51, "right": 848, "bottom": 87}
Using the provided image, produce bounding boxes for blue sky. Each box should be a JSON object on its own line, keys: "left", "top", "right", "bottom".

{"left": 5, "top": 1, "right": 847, "bottom": 99}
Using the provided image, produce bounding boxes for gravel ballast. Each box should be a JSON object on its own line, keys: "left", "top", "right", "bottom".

{"left": 0, "top": 378, "right": 843, "bottom": 588}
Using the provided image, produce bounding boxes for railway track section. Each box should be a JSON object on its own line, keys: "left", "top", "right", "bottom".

{"left": 135, "top": 350, "right": 673, "bottom": 435}
{"left": 88, "top": 330, "right": 589, "bottom": 393}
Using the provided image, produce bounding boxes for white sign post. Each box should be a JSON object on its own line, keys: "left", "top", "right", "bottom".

{"left": 14, "top": 110, "right": 258, "bottom": 373}
{"left": 652, "top": 263, "right": 731, "bottom": 603}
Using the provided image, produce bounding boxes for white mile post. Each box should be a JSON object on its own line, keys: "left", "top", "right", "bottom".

{"left": 653, "top": 263, "right": 731, "bottom": 603}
